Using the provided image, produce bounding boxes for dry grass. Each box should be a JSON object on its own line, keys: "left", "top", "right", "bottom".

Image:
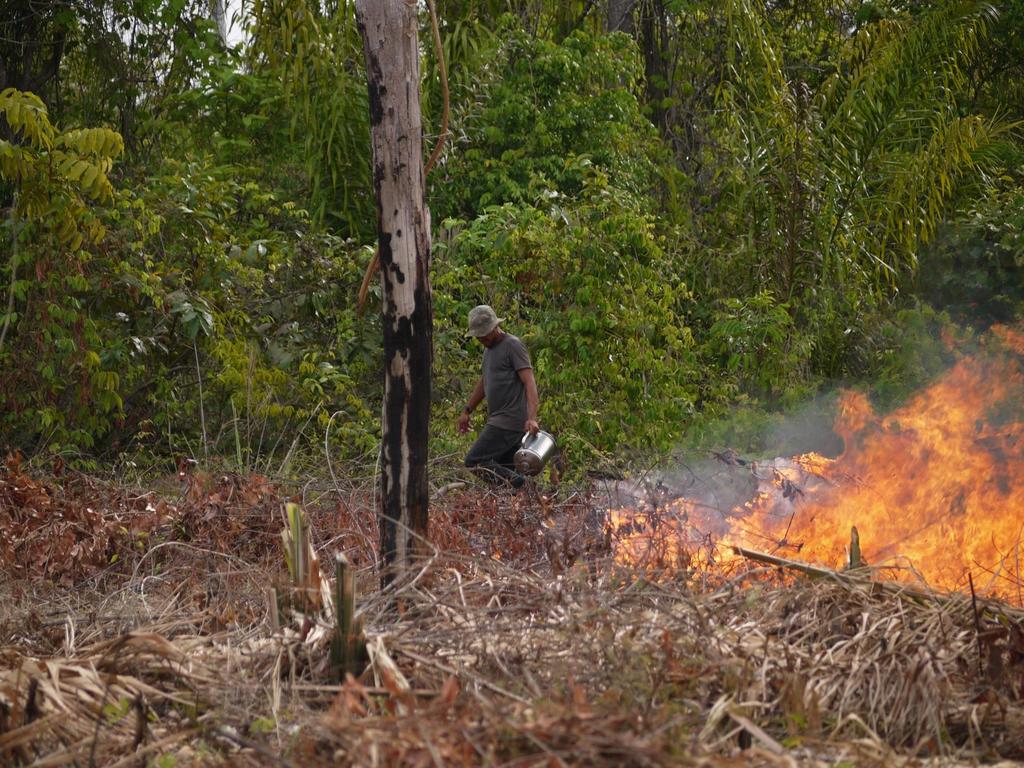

{"left": 1, "top": 463, "right": 1023, "bottom": 766}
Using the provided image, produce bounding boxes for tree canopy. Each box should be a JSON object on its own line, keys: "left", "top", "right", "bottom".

{"left": 1, "top": 0, "right": 1021, "bottom": 468}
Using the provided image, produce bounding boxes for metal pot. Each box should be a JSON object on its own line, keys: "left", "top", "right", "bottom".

{"left": 514, "top": 430, "right": 557, "bottom": 476}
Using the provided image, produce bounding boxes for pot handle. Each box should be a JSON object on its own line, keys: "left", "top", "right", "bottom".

{"left": 522, "top": 429, "right": 544, "bottom": 446}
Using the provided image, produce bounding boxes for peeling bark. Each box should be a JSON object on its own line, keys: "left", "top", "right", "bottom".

{"left": 355, "top": 0, "right": 433, "bottom": 584}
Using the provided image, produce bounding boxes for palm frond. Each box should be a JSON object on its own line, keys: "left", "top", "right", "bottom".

{"left": 886, "top": 113, "right": 1006, "bottom": 256}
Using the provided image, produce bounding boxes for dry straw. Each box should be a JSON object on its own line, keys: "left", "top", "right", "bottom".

{"left": 2, "top": 470, "right": 1022, "bottom": 766}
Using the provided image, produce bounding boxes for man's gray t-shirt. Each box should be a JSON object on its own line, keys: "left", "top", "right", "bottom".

{"left": 482, "top": 334, "right": 532, "bottom": 431}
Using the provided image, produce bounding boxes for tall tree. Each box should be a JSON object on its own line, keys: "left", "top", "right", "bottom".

{"left": 607, "top": 0, "right": 636, "bottom": 34}
{"left": 354, "top": 0, "right": 433, "bottom": 582}
{"left": 636, "top": 0, "right": 672, "bottom": 135}
{"left": 0, "top": 1, "right": 69, "bottom": 101}
{"left": 209, "top": 0, "right": 230, "bottom": 46}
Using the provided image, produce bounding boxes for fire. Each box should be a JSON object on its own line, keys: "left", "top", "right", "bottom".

{"left": 606, "top": 499, "right": 716, "bottom": 573}
{"left": 607, "top": 327, "right": 1024, "bottom": 601}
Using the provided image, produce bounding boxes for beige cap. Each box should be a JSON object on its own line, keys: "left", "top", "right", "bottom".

{"left": 466, "top": 305, "right": 504, "bottom": 337}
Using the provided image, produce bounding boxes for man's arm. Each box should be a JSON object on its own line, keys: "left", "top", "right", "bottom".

{"left": 457, "top": 377, "right": 486, "bottom": 433}
{"left": 518, "top": 367, "right": 539, "bottom": 434}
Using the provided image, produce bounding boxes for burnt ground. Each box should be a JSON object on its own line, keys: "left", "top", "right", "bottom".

{"left": 2, "top": 456, "right": 1023, "bottom": 767}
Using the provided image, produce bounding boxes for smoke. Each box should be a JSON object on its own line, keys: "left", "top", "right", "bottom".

{"left": 761, "top": 393, "right": 846, "bottom": 459}
{"left": 603, "top": 392, "right": 846, "bottom": 532}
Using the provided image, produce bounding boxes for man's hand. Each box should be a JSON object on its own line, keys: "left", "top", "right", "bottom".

{"left": 525, "top": 418, "right": 540, "bottom": 435}
{"left": 461, "top": 379, "right": 485, "bottom": 435}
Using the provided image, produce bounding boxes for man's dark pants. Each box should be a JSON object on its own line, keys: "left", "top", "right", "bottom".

{"left": 465, "top": 424, "right": 525, "bottom": 488}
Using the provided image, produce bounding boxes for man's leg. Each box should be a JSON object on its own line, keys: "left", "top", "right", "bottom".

{"left": 465, "top": 425, "right": 526, "bottom": 488}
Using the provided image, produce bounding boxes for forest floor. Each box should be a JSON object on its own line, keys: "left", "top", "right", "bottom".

{"left": 2, "top": 454, "right": 1023, "bottom": 767}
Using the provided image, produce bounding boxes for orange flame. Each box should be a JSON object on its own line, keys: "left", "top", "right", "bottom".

{"left": 608, "top": 327, "right": 1024, "bottom": 601}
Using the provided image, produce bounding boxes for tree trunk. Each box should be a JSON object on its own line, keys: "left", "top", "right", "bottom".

{"left": 607, "top": 0, "right": 636, "bottom": 34}
{"left": 209, "top": 0, "right": 230, "bottom": 47}
{"left": 355, "top": 0, "right": 433, "bottom": 584}
{"left": 0, "top": 1, "right": 67, "bottom": 101}
{"left": 637, "top": 0, "right": 670, "bottom": 134}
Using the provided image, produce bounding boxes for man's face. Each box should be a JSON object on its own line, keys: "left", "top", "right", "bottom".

{"left": 476, "top": 327, "right": 502, "bottom": 348}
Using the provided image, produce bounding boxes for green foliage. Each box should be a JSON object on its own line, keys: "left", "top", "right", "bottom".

{"left": 0, "top": 89, "right": 125, "bottom": 448}
{"left": 866, "top": 304, "right": 962, "bottom": 408}
{"left": 152, "top": 754, "right": 179, "bottom": 768}
{"left": 97, "top": 154, "right": 381, "bottom": 462}
{"left": 102, "top": 696, "right": 134, "bottom": 724}
{"left": 436, "top": 173, "right": 698, "bottom": 456}
{"left": 0, "top": 89, "right": 122, "bottom": 246}
{"left": 672, "top": 0, "right": 1010, "bottom": 383}
{"left": 246, "top": 0, "right": 372, "bottom": 234}
{"left": 1, "top": 0, "right": 1022, "bottom": 476}
{"left": 165, "top": 65, "right": 310, "bottom": 209}
{"left": 706, "top": 291, "right": 815, "bottom": 405}
{"left": 422, "top": 12, "right": 496, "bottom": 136}
{"left": 249, "top": 716, "right": 276, "bottom": 735}
{"left": 1, "top": 90, "right": 379, "bottom": 459}
{"left": 433, "top": 27, "right": 663, "bottom": 219}
{"left": 4, "top": 0, "right": 232, "bottom": 156}
{"left": 429, "top": 30, "right": 703, "bottom": 459}
{"left": 917, "top": 173, "right": 1024, "bottom": 325}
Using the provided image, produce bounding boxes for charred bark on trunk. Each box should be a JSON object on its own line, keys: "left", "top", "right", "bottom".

{"left": 355, "top": 0, "right": 433, "bottom": 585}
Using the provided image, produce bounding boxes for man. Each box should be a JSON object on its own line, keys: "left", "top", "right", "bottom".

{"left": 457, "top": 305, "right": 539, "bottom": 488}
